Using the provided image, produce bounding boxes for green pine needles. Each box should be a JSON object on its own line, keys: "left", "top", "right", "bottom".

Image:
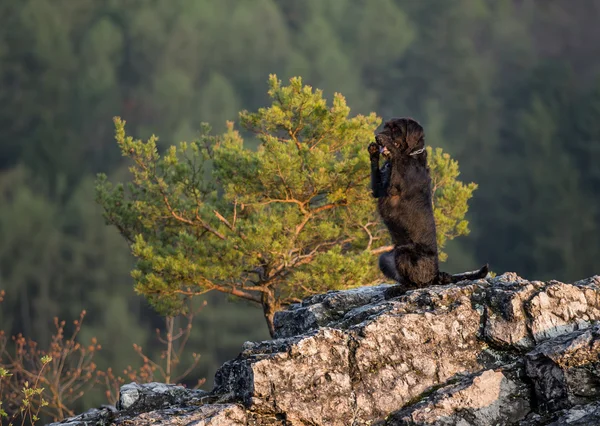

{"left": 96, "top": 75, "right": 476, "bottom": 336}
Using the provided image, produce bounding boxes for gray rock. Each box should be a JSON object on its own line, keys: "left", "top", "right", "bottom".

{"left": 545, "top": 401, "right": 600, "bottom": 425}
{"left": 525, "top": 324, "right": 600, "bottom": 413}
{"left": 519, "top": 401, "right": 600, "bottom": 425}
{"left": 120, "top": 404, "right": 250, "bottom": 425}
{"left": 48, "top": 273, "right": 600, "bottom": 426}
{"left": 214, "top": 327, "right": 354, "bottom": 425}
{"left": 46, "top": 406, "right": 116, "bottom": 426}
{"left": 481, "top": 274, "right": 600, "bottom": 350}
{"left": 482, "top": 276, "right": 543, "bottom": 349}
{"left": 383, "top": 367, "right": 531, "bottom": 425}
{"left": 273, "top": 284, "right": 392, "bottom": 338}
{"left": 116, "top": 382, "right": 209, "bottom": 413}
{"left": 527, "top": 282, "right": 600, "bottom": 344}
{"left": 215, "top": 283, "right": 489, "bottom": 425}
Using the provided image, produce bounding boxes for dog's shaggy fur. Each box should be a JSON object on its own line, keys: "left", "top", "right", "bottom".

{"left": 369, "top": 117, "right": 488, "bottom": 288}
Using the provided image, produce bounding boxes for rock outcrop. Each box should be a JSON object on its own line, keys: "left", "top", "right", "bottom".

{"left": 49, "top": 273, "right": 600, "bottom": 425}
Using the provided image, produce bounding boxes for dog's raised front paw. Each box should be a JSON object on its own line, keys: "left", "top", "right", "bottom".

{"left": 368, "top": 142, "right": 380, "bottom": 158}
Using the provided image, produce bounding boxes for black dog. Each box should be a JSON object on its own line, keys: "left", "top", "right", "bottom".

{"left": 369, "top": 117, "right": 488, "bottom": 287}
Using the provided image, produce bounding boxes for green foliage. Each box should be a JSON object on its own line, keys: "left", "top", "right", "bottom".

{"left": 97, "top": 76, "right": 476, "bottom": 334}
{"left": 0, "top": 354, "right": 51, "bottom": 426}
{"left": 4, "top": 0, "right": 600, "bottom": 409}
{"left": 428, "top": 147, "right": 478, "bottom": 261}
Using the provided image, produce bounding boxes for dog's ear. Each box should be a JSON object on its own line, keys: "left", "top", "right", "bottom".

{"left": 405, "top": 119, "right": 424, "bottom": 150}
{"left": 393, "top": 120, "right": 406, "bottom": 142}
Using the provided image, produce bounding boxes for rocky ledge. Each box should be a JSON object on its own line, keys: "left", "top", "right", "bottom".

{"left": 49, "top": 273, "right": 600, "bottom": 425}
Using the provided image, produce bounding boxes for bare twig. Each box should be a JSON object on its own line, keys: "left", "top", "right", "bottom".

{"left": 213, "top": 209, "right": 233, "bottom": 230}
{"left": 361, "top": 223, "right": 375, "bottom": 251}
{"left": 371, "top": 245, "right": 394, "bottom": 255}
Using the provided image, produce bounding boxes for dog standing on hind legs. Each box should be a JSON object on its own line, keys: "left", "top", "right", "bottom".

{"left": 369, "top": 117, "right": 488, "bottom": 289}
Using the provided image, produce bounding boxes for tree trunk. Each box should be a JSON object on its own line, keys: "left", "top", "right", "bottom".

{"left": 261, "top": 290, "right": 278, "bottom": 338}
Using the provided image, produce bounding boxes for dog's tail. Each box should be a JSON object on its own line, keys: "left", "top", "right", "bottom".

{"left": 438, "top": 264, "right": 489, "bottom": 285}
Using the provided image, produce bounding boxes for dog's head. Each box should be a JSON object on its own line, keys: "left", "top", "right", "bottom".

{"left": 376, "top": 117, "right": 425, "bottom": 158}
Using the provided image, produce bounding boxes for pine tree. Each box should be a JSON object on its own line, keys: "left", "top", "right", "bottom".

{"left": 96, "top": 76, "right": 477, "bottom": 336}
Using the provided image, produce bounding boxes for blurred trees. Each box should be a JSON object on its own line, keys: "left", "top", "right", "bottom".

{"left": 1, "top": 0, "right": 600, "bottom": 410}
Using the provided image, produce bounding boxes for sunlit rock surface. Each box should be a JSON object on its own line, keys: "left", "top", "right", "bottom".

{"left": 48, "top": 273, "right": 600, "bottom": 425}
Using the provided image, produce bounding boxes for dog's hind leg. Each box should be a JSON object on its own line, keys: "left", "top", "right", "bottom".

{"left": 395, "top": 245, "right": 438, "bottom": 288}
{"left": 379, "top": 250, "right": 403, "bottom": 282}
{"left": 379, "top": 250, "right": 412, "bottom": 299}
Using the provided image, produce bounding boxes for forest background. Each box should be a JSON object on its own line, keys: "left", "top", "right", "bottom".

{"left": 1, "top": 0, "right": 600, "bottom": 413}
